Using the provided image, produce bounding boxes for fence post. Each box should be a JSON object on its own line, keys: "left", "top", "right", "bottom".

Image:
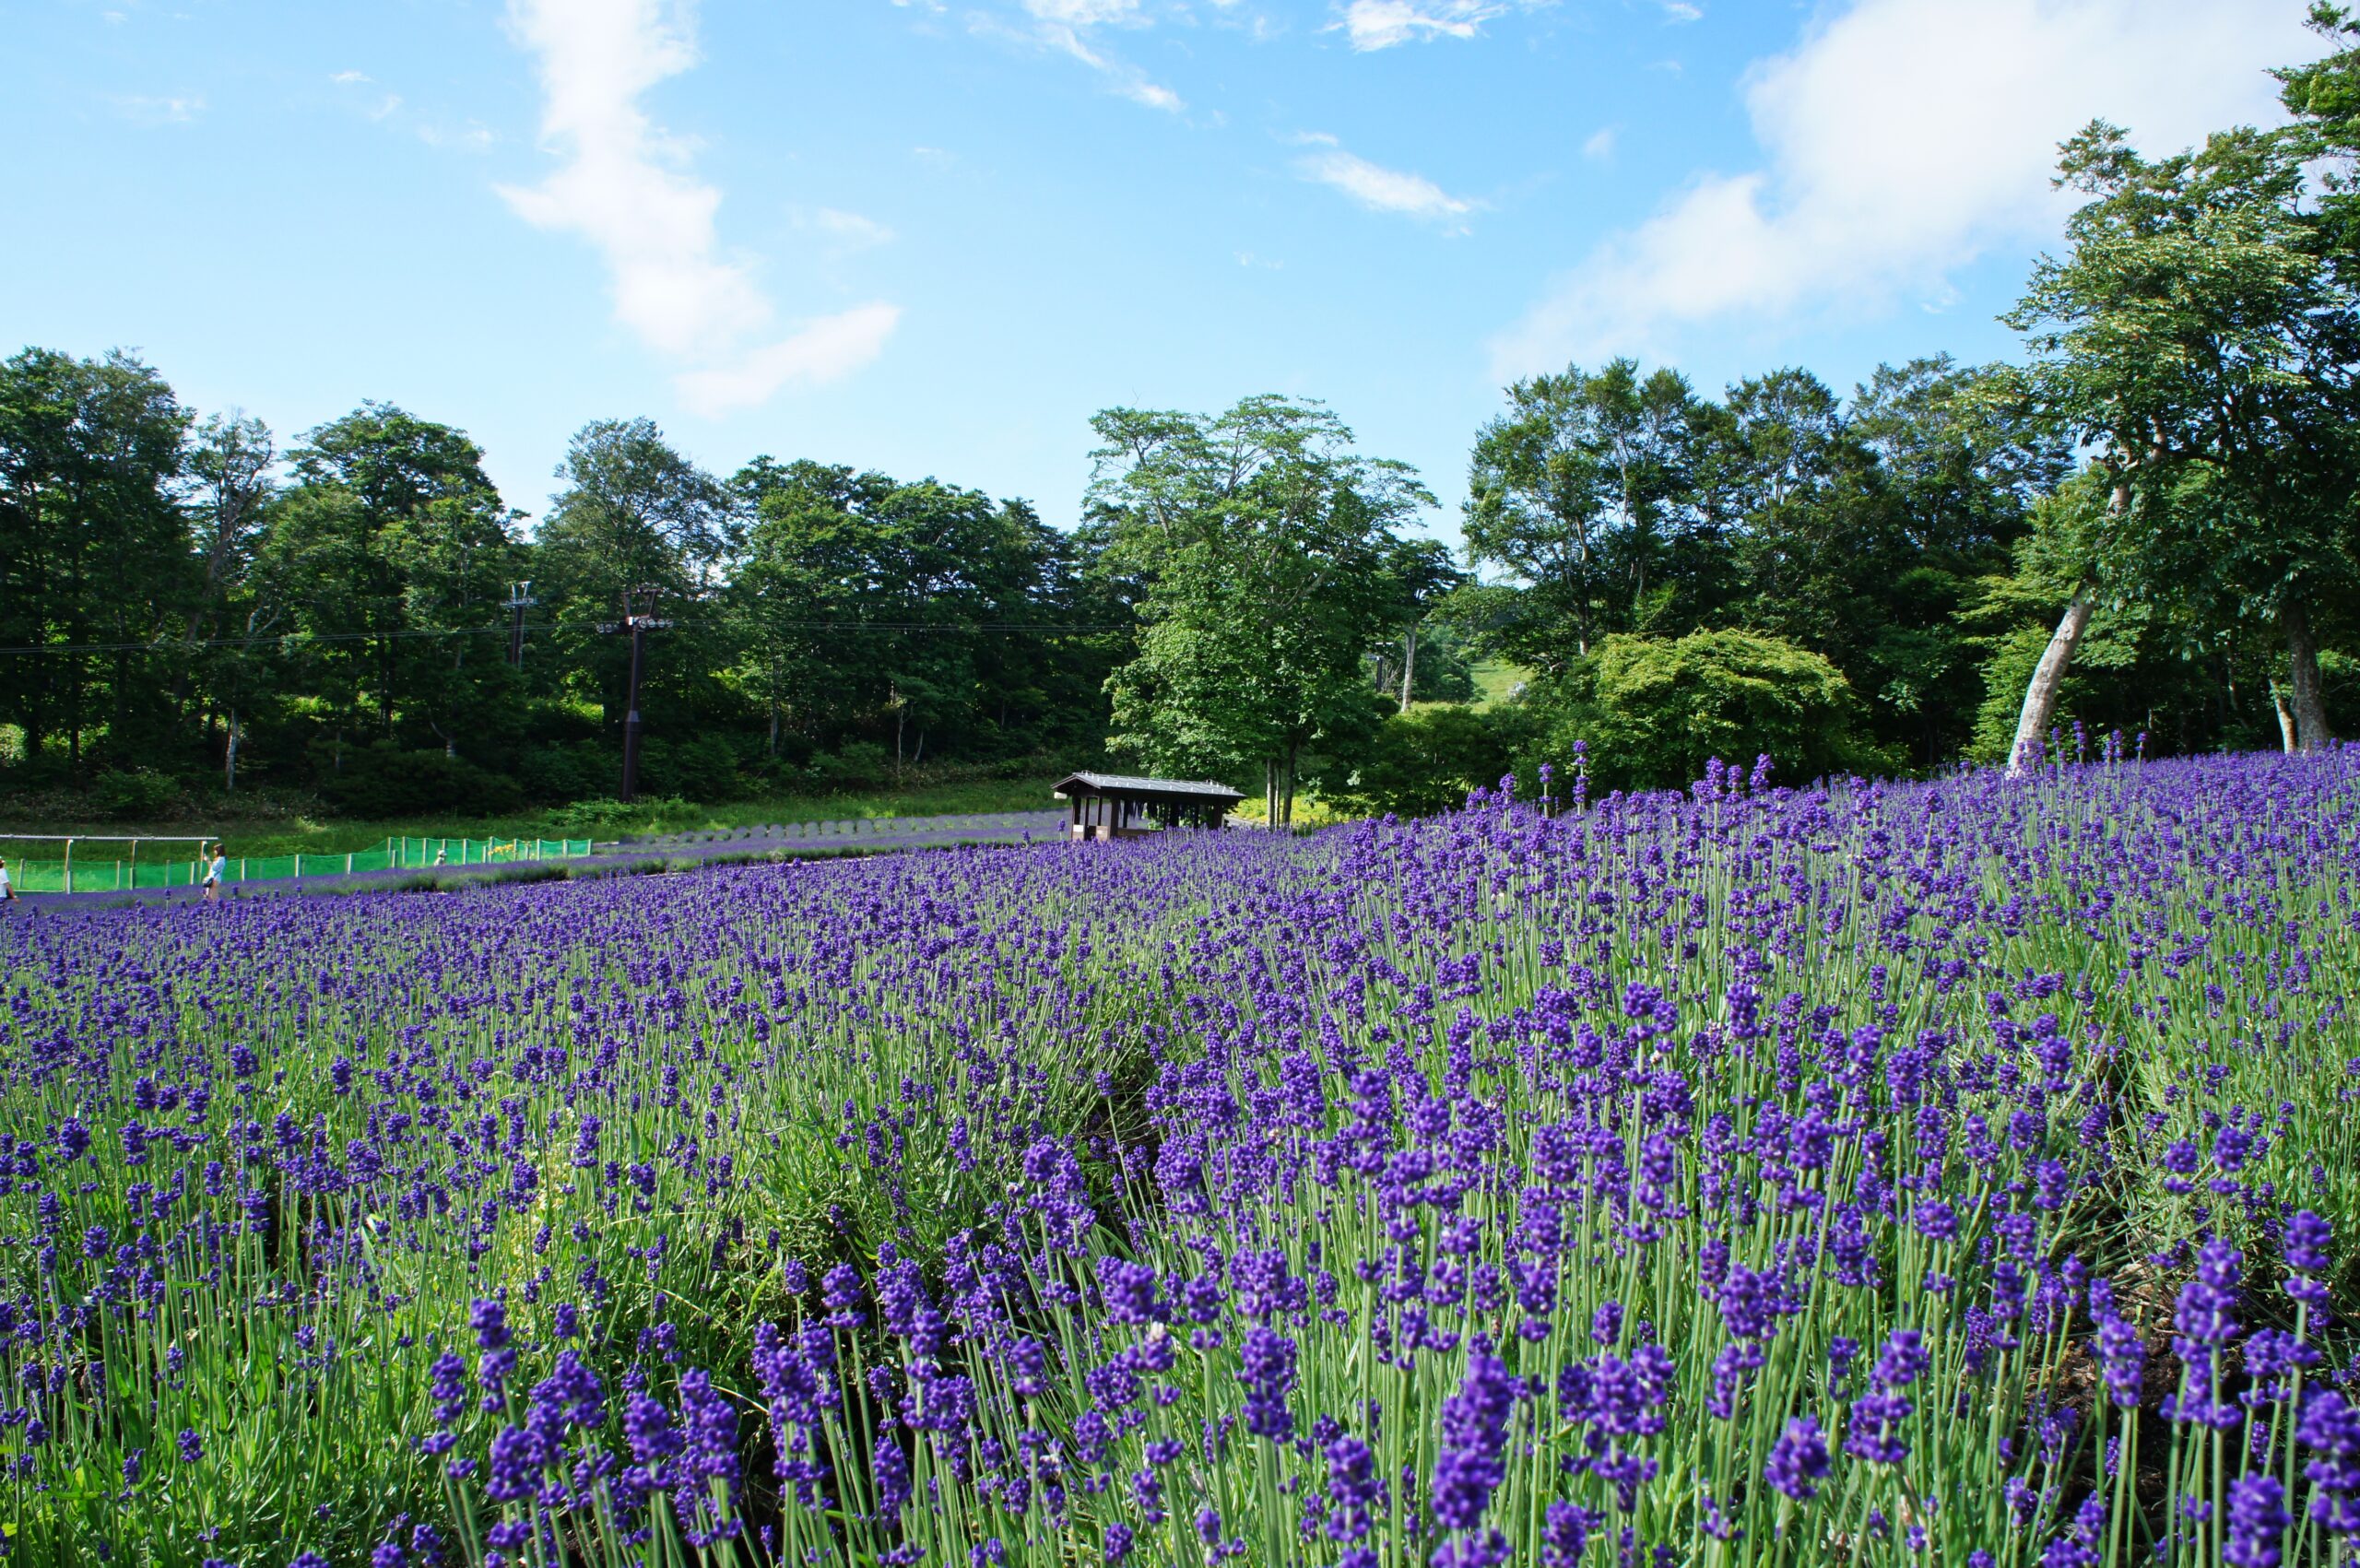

{"left": 62, "top": 839, "right": 72, "bottom": 893}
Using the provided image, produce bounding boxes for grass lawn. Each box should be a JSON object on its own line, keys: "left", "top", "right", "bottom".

{"left": 1469, "top": 657, "right": 1532, "bottom": 708}
{"left": 0, "top": 775, "right": 1064, "bottom": 860}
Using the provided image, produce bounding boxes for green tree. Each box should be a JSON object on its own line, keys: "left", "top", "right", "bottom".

{"left": 1725, "top": 358, "right": 2059, "bottom": 764}
{"left": 0, "top": 348, "right": 191, "bottom": 774}
{"left": 183, "top": 411, "right": 278, "bottom": 788}
{"left": 729, "top": 460, "right": 1098, "bottom": 771}
{"left": 537, "top": 418, "right": 727, "bottom": 760}
{"left": 1371, "top": 536, "right": 1464, "bottom": 713}
{"left": 269, "top": 403, "right": 517, "bottom": 763}
{"left": 1090, "top": 395, "right": 1433, "bottom": 824}
{"left": 1463, "top": 360, "right": 1706, "bottom": 667}
{"left": 2001, "top": 120, "right": 2360, "bottom": 760}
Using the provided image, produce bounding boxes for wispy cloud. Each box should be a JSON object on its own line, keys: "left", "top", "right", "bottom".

{"left": 498, "top": 0, "right": 900, "bottom": 412}
{"left": 1659, "top": 2, "right": 1701, "bottom": 22}
{"left": 799, "top": 206, "right": 897, "bottom": 251}
{"left": 1294, "top": 133, "right": 1475, "bottom": 224}
{"left": 418, "top": 121, "right": 498, "bottom": 153}
{"left": 964, "top": 0, "right": 1186, "bottom": 111}
{"left": 329, "top": 71, "right": 404, "bottom": 124}
{"left": 112, "top": 93, "right": 204, "bottom": 125}
{"left": 1581, "top": 125, "right": 1617, "bottom": 162}
{"left": 1332, "top": 0, "right": 1542, "bottom": 51}
{"left": 1491, "top": 0, "right": 2316, "bottom": 378}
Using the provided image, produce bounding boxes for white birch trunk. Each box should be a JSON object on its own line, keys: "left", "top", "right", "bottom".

{"left": 2008, "top": 595, "right": 2092, "bottom": 777}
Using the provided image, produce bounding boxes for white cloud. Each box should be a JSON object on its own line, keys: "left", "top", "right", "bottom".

{"left": 675, "top": 303, "right": 904, "bottom": 414}
{"left": 330, "top": 69, "right": 371, "bottom": 85}
{"left": 1334, "top": 0, "right": 1539, "bottom": 51}
{"left": 1659, "top": 2, "right": 1701, "bottom": 21}
{"left": 1492, "top": 0, "right": 2319, "bottom": 377}
{"left": 1295, "top": 136, "right": 1475, "bottom": 223}
{"left": 1582, "top": 125, "right": 1616, "bottom": 162}
{"left": 499, "top": 0, "right": 899, "bottom": 407}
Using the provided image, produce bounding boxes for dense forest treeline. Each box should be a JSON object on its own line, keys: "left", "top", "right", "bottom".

{"left": 8, "top": 10, "right": 2360, "bottom": 823}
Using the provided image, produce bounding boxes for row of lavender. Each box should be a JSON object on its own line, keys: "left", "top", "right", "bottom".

{"left": 1, "top": 750, "right": 2355, "bottom": 1565}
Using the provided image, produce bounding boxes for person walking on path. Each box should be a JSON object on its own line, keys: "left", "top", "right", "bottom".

{"left": 0, "top": 857, "right": 14, "bottom": 907}
{"left": 201, "top": 844, "right": 227, "bottom": 902}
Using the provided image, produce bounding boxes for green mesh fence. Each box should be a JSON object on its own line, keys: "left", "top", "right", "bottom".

{"left": 6, "top": 836, "right": 592, "bottom": 894}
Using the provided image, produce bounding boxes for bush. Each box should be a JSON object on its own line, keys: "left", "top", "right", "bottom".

{"left": 1529, "top": 630, "right": 1880, "bottom": 793}
{"left": 88, "top": 768, "right": 183, "bottom": 821}
{"left": 317, "top": 745, "right": 525, "bottom": 819}
{"left": 2322, "top": 648, "right": 2360, "bottom": 738}
{"left": 806, "top": 741, "right": 891, "bottom": 791}
{"left": 549, "top": 796, "right": 692, "bottom": 836}
{"left": 513, "top": 744, "right": 609, "bottom": 805}
{"left": 640, "top": 734, "right": 744, "bottom": 802}
{"left": 1328, "top": 705, "right": 1538, "bottom": 819}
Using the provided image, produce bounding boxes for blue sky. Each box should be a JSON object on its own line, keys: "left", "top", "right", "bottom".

{"left": 2, "top": 0, "right": 2322, "bottom": 539}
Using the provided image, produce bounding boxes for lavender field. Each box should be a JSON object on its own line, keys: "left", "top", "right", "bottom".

{"left": 6, "top": 751, "right": 2360, "bottom": 1567}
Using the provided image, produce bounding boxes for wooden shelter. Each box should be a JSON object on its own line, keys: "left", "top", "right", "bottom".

{"left": 1052, "top": 772, "right": 1245, "bottom": 841}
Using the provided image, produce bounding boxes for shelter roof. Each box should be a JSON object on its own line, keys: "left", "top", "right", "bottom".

{"left": 1052, "top": 772, "right": 1245, "bottom": 803}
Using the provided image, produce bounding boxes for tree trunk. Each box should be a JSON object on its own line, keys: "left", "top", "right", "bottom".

{"left": 1280, "top": 747, "right": 1298, "bottom": 828}
{"left": 224, "top": 710, "right": 240, "bottom": 793}
{"left": 2274, "top": 689, "right": 2298, "bottom": 753}
{"left": 2285, "top": 595, "right": 2333, "bottom": 752}
{"left": 1399, "top": 627, "right": 1415, "bottom": 714}
{"left": 2008, "top": 593, "right": 2093, "bottom": 776}
{"left": 1264, "top": 758, "right": 1278, "bottom": 829}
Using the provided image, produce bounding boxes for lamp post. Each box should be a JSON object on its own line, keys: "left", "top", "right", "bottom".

{"left": 598, "top": 585, "right": 671, "bottom": 803}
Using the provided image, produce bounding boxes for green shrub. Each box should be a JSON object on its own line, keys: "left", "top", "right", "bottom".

{"left": 549, "top": 796, "right": 691, "bottom": 835}
{"left": 640, "top": 734, "right": 744, "bottom": 801}
{"left": 2323, "top": 648, "right": 2360, "bottom": 738}
{"left": 89, "top": 768, "right": 183, "bottom": 820}
{"left": 1328, "top": 704, "right": 1538, "bottom": 819}
{"left": 318, "top": 745, "right": 525, "bottom": 818}
{"left": 806, "top": 740, "right": 891, "bottom": 790}
{"left": 1528, "top": 630, "right": 1881, "bottom": 793}
{"left": 513, "top": 743, "right": 609, "bottom": 804}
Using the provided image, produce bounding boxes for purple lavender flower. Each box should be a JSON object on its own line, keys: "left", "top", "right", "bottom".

{"left": 1432, "top": 1352, "right": 1517, "bottom": 1532}
{"left": 2224, "top": 1474, "right": 2289, "bottom": 1568}
{"left": 1237, "top": 1326, "right": 1297, "bottom": 1442}
{"left": 1764, "top": 1415, "right": 1830, "bottom": 1501}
